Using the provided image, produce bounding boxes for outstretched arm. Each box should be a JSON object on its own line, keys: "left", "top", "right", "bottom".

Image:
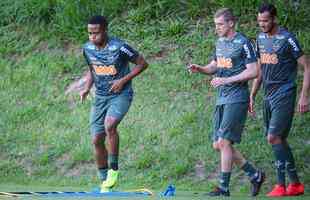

{"left": 297, "top": 55, "right": 310, "bottom": 113}
{"left": 187, "top": 60, "right": 218, "bottom": 75}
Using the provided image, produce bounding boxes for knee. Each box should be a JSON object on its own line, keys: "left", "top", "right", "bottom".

{"left": 105, "top": 123, "right": 117, "bottom": 135}
{"left": 92, "top": 135, "right": 104, "bottom": 147}
{"left": 217, "top": 138, "right": 231, "bottom": 150}
{"left": 105, "top": 117, "right": 119, "bottom": 135}
{"left": 212, "top": 142, "right": 220, "bottom": 151}
{"left": 267, "top": 134, "right": 282, "bottom": 145}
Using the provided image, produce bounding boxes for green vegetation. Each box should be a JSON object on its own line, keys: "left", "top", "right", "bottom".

{"left": 1, "top": 0, "right": 310, "bottom": 198}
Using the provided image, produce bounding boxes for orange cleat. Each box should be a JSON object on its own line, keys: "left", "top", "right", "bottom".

{"left": 286, "top": 183, "right": 304, "bottom": 196}
{"left": 267, "top": 184, "right": 286, "bottom": 197}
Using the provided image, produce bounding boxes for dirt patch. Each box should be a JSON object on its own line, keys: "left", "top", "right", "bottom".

{"left": 206, "top": 164, "right": 220, "bottom": 181}
{"left": 194, "top": 160, "right": 206, "bottom": 181}
{"left": 147, "top": 46, "right": 172, "bottom": 61}
{"left": 65, "top": 162, "right": 95, "bottom": 177}
{"left": 55, "top": 153, "right": 95, "bottom": 177}
{"left": 19, "top": 157, "right": 36, "bottom": 176}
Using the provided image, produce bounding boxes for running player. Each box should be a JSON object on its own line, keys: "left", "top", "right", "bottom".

{"left": 80, "top": 15, "right": 148, "bottom": 191}
{"left": 250, "top": 3, "right": 309, "bottom": 197}
{"left": 188, "top": 8, "right": 265, "bottom": 197}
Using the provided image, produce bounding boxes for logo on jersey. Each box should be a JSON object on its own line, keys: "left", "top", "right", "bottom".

{"left": 217, "top": 57, "right": 233, "bottom": 68}
{"left": 93, "top": 64, "right": 117, "bottom": 75}
{"left": 243, "top": 44, "right": 252, "bottom": 59}
{"left": 260, "top": 53, "right": 278, "bottom": 64}
{"left": 233, "top": 39, "right": 242, "bottom": 44}
{"left": 108, "top": 45, "right": 118, "bottom": 51}
{"left": 288, "top": 38, "right": 299, "bottom": 52}
{"left": 120, "top": 46, "right": 134, "bottom": 57}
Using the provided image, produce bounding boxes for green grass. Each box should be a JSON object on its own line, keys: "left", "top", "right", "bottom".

{"left": 1, "top": 0, "right": 310, "bottom": 197}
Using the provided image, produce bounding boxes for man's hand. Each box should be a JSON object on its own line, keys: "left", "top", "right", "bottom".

{"left": 187, "top": 64, "right": 201, "bottom": 73}
{"left": 109, "top": 79, "right": 125, "bottom": 93}
{"left": 80, "top": 89, "right": 90, "bottom": 103}
{"left": 210, "top": 77, "right": 228, "bottom": 88}
{"left": 297, "top": 95, "right": 309, "bottom": 113}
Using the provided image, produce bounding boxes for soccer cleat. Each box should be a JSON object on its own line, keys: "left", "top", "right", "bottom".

{"left": 267, "top": 184, "right": 286, "bottom": 197}
{"left": 100, "top": 186, "right": 112, "bottom": 193}
{"left": 207, "top": 186, "right": 230, "bottom": 197}
{"left": 101, "top": 169, "right": 119, "bottom": 189}
{"left": 250, "top": 170, "right": 265, "bottom": 196}
{"left": 286, "top": 183, "right": 304, "bottom": 196}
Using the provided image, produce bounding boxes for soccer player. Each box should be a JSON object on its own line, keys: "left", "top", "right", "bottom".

{"left": 250, "top": 3, "right": 309, "bottom": 197}
{"left": 188, "top": 8, "right": 265, "bottom": 197}
{"left": 80, "top": 15, "right": 148, "bottom": 191}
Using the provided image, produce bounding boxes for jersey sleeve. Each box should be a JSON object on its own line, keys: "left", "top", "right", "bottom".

{"left": 119, "top": 43, "right": 139, "bottom": 62}
{"left": 243, "top": 39, "right": 257, "bottom": 64}
{"left": 287, "top": 34, "right": 303, "bottom": 59}
{"left": 82, "top": 49, "right": 89, "bottom": 65}
{"left": 255, "top": 38, "right": 260, "bottom": 59}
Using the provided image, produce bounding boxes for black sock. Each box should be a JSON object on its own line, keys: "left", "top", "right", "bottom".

{"left": 241, "top": 161, "right": 257, "bottom": 180}
{"left": 286, "top": 144, "right": 300, "bottom": 183}
{"left": 272, "top": 144, "right": 287, "bottom": 185}
{"left": 219, "top": 172, "right": 231, "bottom": 192}
{"left": 108, "top": 154, "right": 119, "bottom": 170}
{"left": 98, "top": 167, "right": 108, "bottom": 181}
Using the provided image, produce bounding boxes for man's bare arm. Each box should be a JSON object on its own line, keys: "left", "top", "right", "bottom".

{"left": 297, "top": 55, "right": 310, "bottom": 113}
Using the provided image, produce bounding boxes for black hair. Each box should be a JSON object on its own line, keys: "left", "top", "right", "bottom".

{"left": 258, "top": 3, "right": 277, "bottom": 18}
{"left": 88, "top": 15, "right": 108, "bottom": 29}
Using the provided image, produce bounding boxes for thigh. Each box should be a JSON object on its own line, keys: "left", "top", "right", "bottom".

{"left": 212, "top": 105, "right": 224, "bottom": 142}
{"left": 269, "top": 92, "right": 296, "bottom": 138}
{"left": 106, "top": 94, "right": 133, "bottom": 124}
{"left": 218, "top": 102, "right": 248, "bottom": 144}
{"left": 90, "top": 96, "right": 109, "bottom": 135}
{"left": 263, "top": 99, "right": 271, "bottom": 136}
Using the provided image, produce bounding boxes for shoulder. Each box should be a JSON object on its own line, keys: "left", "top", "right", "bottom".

{"left": 278, "top": 28, "right": 300, "bottom": 46}
{"left": 236, "top": 32, "right": 249, "bottom": 41}
{"left": 83, "top": 42, "right": 96, "bottom": 51}
{"left": 234, "top": 33, "right": 252, "bottom": 46}
{"left": 278, "top": 27, "right": 293, "bottom": 38}
{"left": 105, "top": 37, "right": 124, "bottom": 51}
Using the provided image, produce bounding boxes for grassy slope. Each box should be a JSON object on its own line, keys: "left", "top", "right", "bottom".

{"left": 0, "top": 2, "right": 310, "bottom": 197}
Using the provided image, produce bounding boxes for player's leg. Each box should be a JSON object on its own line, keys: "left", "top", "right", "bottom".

{"left": 209, "top": 105, "right": 230, "bottom": 196}
{"left": 209, "top": 103, "right": 247, "bottom": 196}
{"left": 92, "top": 134, "right": 108, "bottom": 181}
{"left": 101, "top": 94, "right": 132, "bottom": 189}
{"left": 266, "top": 90, "right": 303, "bottom": 196}
{"left": 232, "top": 148, "right": 265, "bottom": 196}
{"left": 283, "top": 139, "right": 304, "bottom": 196}
{"left": 90, "top": 97, "right": 109, "bottom": 183}
{"left": 222, "top": 102, "right": 264, "bottom": 196}
{"left": 263, "top": 98, "right": 286, "bottom": 197}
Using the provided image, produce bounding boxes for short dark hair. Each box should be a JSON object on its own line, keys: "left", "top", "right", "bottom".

{"left": 214, "top": 8, "right": 237, "bottom": 22}
{"left": 258, "top": 3, "right": 277, "bottom": 18}
{"left": 88, "top": 15, "right": 108, "bottom": 29}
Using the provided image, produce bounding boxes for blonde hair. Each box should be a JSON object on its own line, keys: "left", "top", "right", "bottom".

{"left": 214, "top": 8, "right": 237, "bottom": 22}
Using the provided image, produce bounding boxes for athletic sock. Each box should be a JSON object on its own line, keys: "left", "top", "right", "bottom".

{"left": 286, "top": 144, "right": 300, "bottom": 183}
{"left": 272, "top": 144, "right": 287, "bottom": 185}
{"left": 108, "top": 154, "right": 119, "bottom": 170}
{"left": 219, "top": 172, "right": 231, "bottom": 192}
{"left": 98, "top": 167, "right": 108, "bottom": 181}
{"left": 241, "top": 161, "right": 257, "bottom": 180}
